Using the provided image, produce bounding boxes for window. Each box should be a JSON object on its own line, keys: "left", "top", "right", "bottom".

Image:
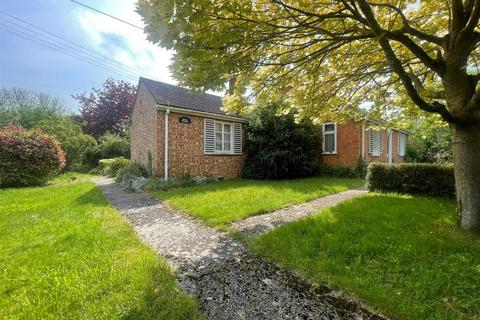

{"left": 215, "top": 122, "right": 232, "bottom": 153}
{"left": 204, "top": 119, "right": 242, "bottom": 155}
{"left": 369, "top": 129, "right": 383, "bottom": 156}
{"left": 322, "top": 123, "right": 337, "bottom": 154}
{"left": 398, "top": 132, "right": 407, "bottom": 156}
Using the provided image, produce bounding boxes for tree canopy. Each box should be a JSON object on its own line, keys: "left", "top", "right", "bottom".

{"left": 0, "top": 87, "right": 66, "bottom": 128}
{"left": 73, "top": 78, "right": 136, "bottom": 138}
{"left": 139, "top": 0, "right": 480, "bottom": 232}
{"left": 137, "top": 0, "right": 480, "bottom": 124}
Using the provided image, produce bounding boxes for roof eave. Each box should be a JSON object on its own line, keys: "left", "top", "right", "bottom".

{"left": 362, "top": 118, "right": 411, "bottom": 135}
{"left": 156, "top": 104, "right": 248, "bottom": 123}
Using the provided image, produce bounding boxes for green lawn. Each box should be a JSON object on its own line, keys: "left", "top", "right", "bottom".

{"left": 252, "top": 194, "right": 480, "bottom": 320}
{"left": 153, "top": 177, "right": 364, "bottom": 228}
{"left": 0, "top": 174, "right": 201, "bottom": 320}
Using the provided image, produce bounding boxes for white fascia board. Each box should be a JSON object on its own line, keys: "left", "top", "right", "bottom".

{"left": 156, "top": 104, "right": 248, "bottom": 123}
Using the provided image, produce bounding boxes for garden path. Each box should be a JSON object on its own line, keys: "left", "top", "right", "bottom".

{"left": 231, "top": 188, "right": 367, "bottom": 237}
{"left": 94, "top": 177, "right": 383, "bottom": 320}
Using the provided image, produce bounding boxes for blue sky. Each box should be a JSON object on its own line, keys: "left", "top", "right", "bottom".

{"left": 0, "top": 0, "right": 174, "bottom": 112}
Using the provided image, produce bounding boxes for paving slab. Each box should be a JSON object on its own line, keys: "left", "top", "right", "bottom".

{"left": 232, "top": 189, "right": 367, "bottom": 237}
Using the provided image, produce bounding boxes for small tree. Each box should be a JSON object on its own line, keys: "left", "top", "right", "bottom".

{"left": 73, "top": 79, "right": 136, "bottom": 138}
{"left": 243, "top": 103, "right": 319, "bottom": 179}
{"left": 0, "top": 126, "right": 65, "bottom": 187}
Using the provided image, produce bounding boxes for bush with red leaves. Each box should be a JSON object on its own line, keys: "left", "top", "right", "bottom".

{"left": 0, "top": 125, "right": 65, "bottom": 187}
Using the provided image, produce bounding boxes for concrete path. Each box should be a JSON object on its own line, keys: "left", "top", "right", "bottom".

{"left": 94, "top": 177, "right": 384, "bottom": 320}
{"left": 232, "top": 189, "right": 367, "bottom": 237}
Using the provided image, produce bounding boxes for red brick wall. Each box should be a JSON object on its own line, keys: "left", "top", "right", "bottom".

{"left": 130, "top": 83, "right": 158, "bottom": 172}
{"left": 157, "top": 112, "right": 244, "bottom": 179}
{"left": 318, "top": 122, "right": 362, "bottom": 167}
{"left": 318, "top": 121, "right": 407, "bottom": 168}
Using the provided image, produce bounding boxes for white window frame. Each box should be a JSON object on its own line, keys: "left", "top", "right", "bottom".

{"left": 322, "top": 122, "right": 337, "bottom": 154}
{"left": 398, "top": 132, "right": 406, "bottom": 156}
{"left": 214, "top": 121, "right": 234, "bottom": 154}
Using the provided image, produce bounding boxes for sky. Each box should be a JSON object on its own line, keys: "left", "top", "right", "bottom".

{"left": 0, "top": 0, "right": 175, "bottom": 112}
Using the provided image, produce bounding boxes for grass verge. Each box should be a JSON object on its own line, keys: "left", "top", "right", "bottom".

{"left": 252, "top": 194, "right": 480, "bottom": 319}
{"left": 0, "top": 174, "right": 201, "bottom": 320}
{"left": 153, "top": 177, "right": 364, "bottom": 229}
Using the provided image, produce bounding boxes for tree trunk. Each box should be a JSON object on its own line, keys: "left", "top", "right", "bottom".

{"left": 451, "top": 123, "right": 480, "bottom": 232}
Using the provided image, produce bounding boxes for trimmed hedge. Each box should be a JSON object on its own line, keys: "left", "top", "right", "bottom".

{"left": 0, "top": 125, "right": 65, "bottom": 187}
{"left": 98, "top": 158, "right": 131, "bottom": 177}
{"left": 366, "top": 162, "right": 455, "bottom": 198}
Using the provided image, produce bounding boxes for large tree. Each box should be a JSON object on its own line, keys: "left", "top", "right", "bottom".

{"left": 138, "top": 0, "right": 480, "bottom": 232}
{"left": 73, "top": 79, "right": 136, "bottom": 138}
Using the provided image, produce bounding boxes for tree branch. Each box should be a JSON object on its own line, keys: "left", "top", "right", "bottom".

{"left": 462, "top": 0, "right": 480, "bottom": 34}
{"left": 407, "top": 72, "right": 446, "bottom": 99}
{"left": 368, "top": 2, "right": 444, "bottom": 45}
{"left": 386, "top": 31, "right": 445, "bottom": 74}
{"left": 356, "top": 0, "right": 456, "bottom": 123}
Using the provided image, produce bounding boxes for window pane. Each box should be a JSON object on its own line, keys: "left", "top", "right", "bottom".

{"left": 215, "top": 123, "right": 222, "bottom": 132}
{"left": 324, "top": 124, "right": 335, "bottom": 132}
{"left": 215, "top": 132, "right": 223, "bottom": 151}
{"left": 224, "top": 124, "right": 231, "bottom": 133}
{"left": 224, "top": 142, "right": 231, "bottom": 151}
{"left": 374, "top": 132, "right": 381, "bottom": 155}
{"left": 324, "top": 133, "right": 335, "bottom": 152}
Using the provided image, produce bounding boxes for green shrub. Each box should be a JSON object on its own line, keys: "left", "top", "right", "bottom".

{"left": 99, "top": 133, "right": 130, "bottom": 159}
{"left": 84, "top": 146, "right": 102, "bottom": 168}
{"left": 243, "top": 103, "right": 320, "bottom": 179}
{"left": 115, "top": 162, "right": 147, "bottom": 187}
{"left": 35, "top": 117, "right": 97, "bottom": 170}
{"left": 366, "top": 162, "right": 455, "bottom": 198}
{"left": 98, "top": 158, "right": 131, "bottom": 177}
{"left": 117, "top": 171, "right": 219, "bottom": 192}
{"left": 318, "top": 165, "right": 359, "bottom": 178}
{"left": 0, "top": 125, "right": 65, "bottom": 187}
{"left": 318, "top": 157, "right": 367, "bottom": 179}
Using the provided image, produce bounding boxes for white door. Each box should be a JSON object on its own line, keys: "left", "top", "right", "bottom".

{"left": 387, "top": 131, "right": 393, "bottom": 163}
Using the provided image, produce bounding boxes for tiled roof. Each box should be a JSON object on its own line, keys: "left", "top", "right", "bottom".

{"left": 140, "top": 77, "right": 231, "bottom": 116}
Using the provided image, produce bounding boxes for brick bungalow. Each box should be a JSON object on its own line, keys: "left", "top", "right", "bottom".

{"left": 131, "top": 77, "right": 408, "bottom": 179}
{"left": 318, "top": 121, "right": 409, "bottom": 168}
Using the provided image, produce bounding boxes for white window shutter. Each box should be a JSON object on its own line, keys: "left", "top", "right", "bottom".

{"left": 233, "top": 122, "right": 242, "bottom": 155}
{"left": 368, "top": 130, "right": 374, "bottom": 154}
{"left": 204, "top": 118, "right": 215, "bottom": 154}
{"left": 369, "top": 129, "right": 382, "bottom": 156}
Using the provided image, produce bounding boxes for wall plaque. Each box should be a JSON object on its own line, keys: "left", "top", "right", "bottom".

{"left": 179, "top": 116, "right": 191, "bottom": 124}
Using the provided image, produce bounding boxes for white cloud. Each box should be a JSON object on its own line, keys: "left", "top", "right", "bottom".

{"left": 72, "top": 0, "right": 175, "bottom": 84}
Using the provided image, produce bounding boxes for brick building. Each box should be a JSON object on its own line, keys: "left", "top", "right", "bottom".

{"left": 131, "top": 78, "right": 246, "bottom": 180}
{"left": 318, "top": 121, "right": 409, "bottom": 168}
{"left": 131, "top": 78, "right": 408, "bottom": 180}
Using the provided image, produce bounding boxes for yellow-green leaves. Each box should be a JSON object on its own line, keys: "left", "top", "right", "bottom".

{"left": 137, "top": 0, "right": 455, "bottom": 123}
